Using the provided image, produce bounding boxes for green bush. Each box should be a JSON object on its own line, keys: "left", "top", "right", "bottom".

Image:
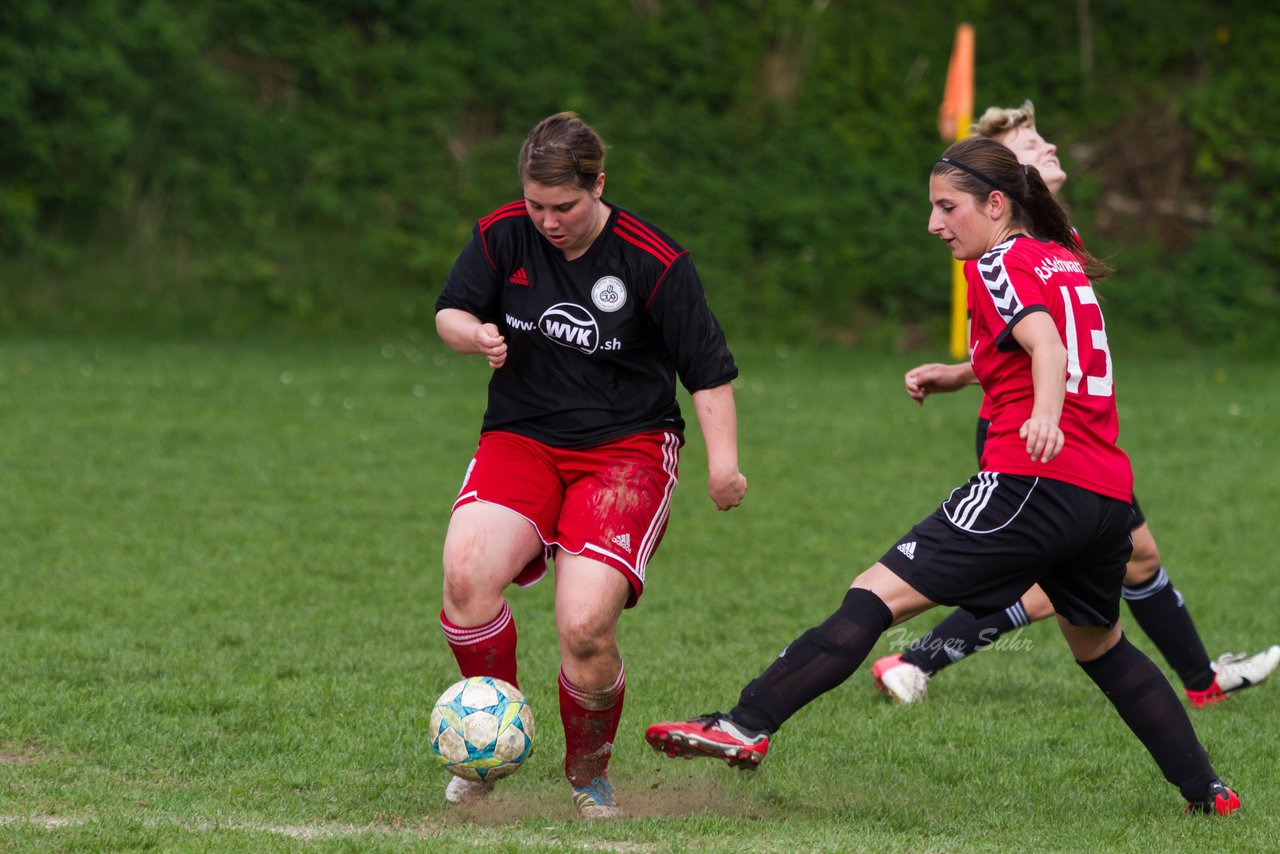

{"left": 1, "top": 1, "right": 1276, "bottom": 352}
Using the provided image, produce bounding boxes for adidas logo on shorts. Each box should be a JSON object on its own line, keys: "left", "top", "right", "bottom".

{"left": 896, "top": 541, "right": 917, "bottom": 560}
{"left": 611, "top": 533, "right": 632, "bottom": 554}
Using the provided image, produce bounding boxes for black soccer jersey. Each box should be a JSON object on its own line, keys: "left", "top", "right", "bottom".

{"left": 436, "top": 200, "right": 738, "bottom": 448}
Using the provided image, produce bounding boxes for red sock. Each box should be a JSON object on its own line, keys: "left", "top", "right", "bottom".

{"left": 439, "top": 602, "right": 519, "bottom": 688}
{"left": 559, "top": 665, "right": 625, "bottom": 786}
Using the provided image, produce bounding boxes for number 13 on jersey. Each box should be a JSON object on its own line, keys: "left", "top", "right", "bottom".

{"left": 1060, "top": 284, "right": 1113, "bottom": 398}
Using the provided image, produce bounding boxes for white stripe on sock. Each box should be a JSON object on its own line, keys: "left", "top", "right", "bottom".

{"left": 440, "top": 602, "right": 512, "bottom": 645}
{"left": 1121, "top": 566, "right": 1170, "bottom": 601}
{"left": 559, "top": 665, "right": 625, "bottom": 711}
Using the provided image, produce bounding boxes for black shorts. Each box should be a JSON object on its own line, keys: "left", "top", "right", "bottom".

{"left": 880, "top": 474, "right": 1135, "bottom": 627}
{"left": 1130, "top": 496, "right": 1145, "bottom": 530}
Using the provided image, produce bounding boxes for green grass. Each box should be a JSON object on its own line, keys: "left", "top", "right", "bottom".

{"left": 1, "top": 337, "right": 1277, "bottom": 852}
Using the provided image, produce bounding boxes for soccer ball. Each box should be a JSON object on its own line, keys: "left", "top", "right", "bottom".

{"left": 429, "top": 676, "right": 536, "bottom": 782}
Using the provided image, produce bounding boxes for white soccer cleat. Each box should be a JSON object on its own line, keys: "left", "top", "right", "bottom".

{"left": 871, "top": 654, "right": 930, "bottom": 704}
{"left": 445, "top": 775, "right": 495, "bottom": 805}
{"left": 1186, "top": 645, "right": 1280, "bottom": 708}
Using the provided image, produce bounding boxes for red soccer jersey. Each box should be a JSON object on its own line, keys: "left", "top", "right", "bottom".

{"left": 966, "top": 235, "right": 1132, "bottom": 502}
{"left": 965, "top": 282, "right": 995, "bottom": 422}
{"left": 968, "top": 228, "right": 1085, "bottom": 423}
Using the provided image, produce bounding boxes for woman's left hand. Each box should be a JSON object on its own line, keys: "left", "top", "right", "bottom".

{"left": 1020, "top": 415, "right": 1064, "bottom": 463}
{"left": 709, "top": 470, "right": 748, "bottom": 511}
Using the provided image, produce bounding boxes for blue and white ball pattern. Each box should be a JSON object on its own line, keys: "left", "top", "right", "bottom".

{"left": 430, "top": 676, "right": 536, "bottom": 782}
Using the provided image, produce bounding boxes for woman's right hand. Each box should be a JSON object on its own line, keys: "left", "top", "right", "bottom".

{"left": 475, "top": 322, "right": 508, "bottom": 369}
{"left": 904, "top": 362, "right": 974, "bottom": 404}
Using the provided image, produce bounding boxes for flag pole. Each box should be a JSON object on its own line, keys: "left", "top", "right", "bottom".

{"left": 938, "top": 23, "right": 974, "bottom": 359}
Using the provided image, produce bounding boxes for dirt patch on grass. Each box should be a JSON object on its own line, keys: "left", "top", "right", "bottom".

{"left": 0, "top": 740, "right": 46, "bottom": 765}
{"left": 438, "top": 772, "right": 766, "bottom": 826}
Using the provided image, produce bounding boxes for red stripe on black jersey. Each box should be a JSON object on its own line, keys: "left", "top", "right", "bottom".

{"left": 643, "top": 260, "right": 689, "bottom": 312}
{"left": 477, "top": 202, "right": 528, "bottom": 269}
{"left": 616, "top": 213, "right": 678, "bottom": 266}
{"left": 479, "top": 201, "right": 527, "bottom": 231}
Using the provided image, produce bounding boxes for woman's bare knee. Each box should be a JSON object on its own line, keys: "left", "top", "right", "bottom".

{"left": 1021, "top": 585, "right": 1056, "bottom": 621}
{"left": 1058, "top": 617, "right": 1121, "bottom": 662}
{"left": 1123, "top": 523, "right": 1162, "bottom": 583}
{"left": 441, "top": 506, "right": 538, "bottom": 621}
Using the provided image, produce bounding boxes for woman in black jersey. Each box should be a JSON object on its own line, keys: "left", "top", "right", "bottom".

{"left": 434, "top": 112, "right": 747, "bottom": 818}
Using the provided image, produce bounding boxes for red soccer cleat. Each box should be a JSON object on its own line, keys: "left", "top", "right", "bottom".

{"left": 645, "top": 712, "right": 770, "bottom": 770}
{"left": 1184, "top": 780, "right": 1241, "bottom": 816}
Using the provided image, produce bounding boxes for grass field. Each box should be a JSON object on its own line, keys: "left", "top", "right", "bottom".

{"left": 1, "top": 336, "right": 1276, "bottom": 852}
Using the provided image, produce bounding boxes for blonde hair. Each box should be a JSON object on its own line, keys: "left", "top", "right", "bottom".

{"left": 970, "top": 100, "right": 1037, "bottom": 140}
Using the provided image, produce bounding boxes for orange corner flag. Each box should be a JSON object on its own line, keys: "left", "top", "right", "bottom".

{"left": 938, "top": 23, "right": 974, "bottom": 142}
{"left": 940, "top": 24, "right": 975, "bottom": 359}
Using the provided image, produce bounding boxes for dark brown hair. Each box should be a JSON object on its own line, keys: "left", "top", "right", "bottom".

{"left": 933, "top": 136, "right": 1111, "bottom": 279}
{"left": 517, "top": 111, "right": 607, "bottom": 191}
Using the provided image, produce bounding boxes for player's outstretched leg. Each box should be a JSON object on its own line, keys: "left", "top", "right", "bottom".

{"left": 650, "top": 587, "right": 894, "bottom": 769}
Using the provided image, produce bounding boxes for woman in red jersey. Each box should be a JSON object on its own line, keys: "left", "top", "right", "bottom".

{"left": 435, "top": 112, "right": 747, "bottom": 818}
{"left": 646, "top": 136, "right": 1239, "bottom": 817}
{"left": 872, "top": 101, "right": 1278, "bottom": 707}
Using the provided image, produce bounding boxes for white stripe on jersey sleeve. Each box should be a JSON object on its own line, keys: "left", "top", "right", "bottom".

{"left": 975, "top": 239, "right": 1023, "bottom": 324}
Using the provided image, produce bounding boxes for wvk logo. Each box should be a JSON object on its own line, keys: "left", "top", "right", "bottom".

{"left": 539, "top": 302, "right": 599, "bottom": 353}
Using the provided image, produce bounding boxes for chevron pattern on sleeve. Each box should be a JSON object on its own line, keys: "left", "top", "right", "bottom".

{"left": 976, "top": 239, "right": 1022, "bottom": 323}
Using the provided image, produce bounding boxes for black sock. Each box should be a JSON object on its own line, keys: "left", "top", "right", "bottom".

{"left": 900, "top": 602, "right": 1030, "bottom": 675}
{"left": 731, "top": 588, "right": 892, "bottom": 733}
{"left": 1122, "top": 568, "right": 1214, "bottom": 691}
{"left": 1078, "top": 634, "right": 1217, "bottom": 802}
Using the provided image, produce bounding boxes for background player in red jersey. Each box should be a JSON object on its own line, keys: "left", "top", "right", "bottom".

{"left": 872, "top": 101, "right": 1279, "bottom": 706}
{"left": 434, "top": 112, "right": 747, "bottom": 818}
{"left": 647, "top": 137, "right": 1240, "bottom": 816}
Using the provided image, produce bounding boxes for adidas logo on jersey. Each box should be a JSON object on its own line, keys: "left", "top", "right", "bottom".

{"left": 611, "top": 533, "right": 632, "bottom": 554}
{"left": 897, "top": 541, "right": 917, "bottom": 560}
{"left": 509, "top": 267, "right": 529, "bottom": 286}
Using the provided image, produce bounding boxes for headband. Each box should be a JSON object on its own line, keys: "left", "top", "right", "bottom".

{"left": 937, "top": 156, "right": 1021, "bottom": 200}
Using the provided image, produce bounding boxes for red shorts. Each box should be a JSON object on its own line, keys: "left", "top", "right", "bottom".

{"left": 452, "top": 430, "right": 683, "bottom": 606}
